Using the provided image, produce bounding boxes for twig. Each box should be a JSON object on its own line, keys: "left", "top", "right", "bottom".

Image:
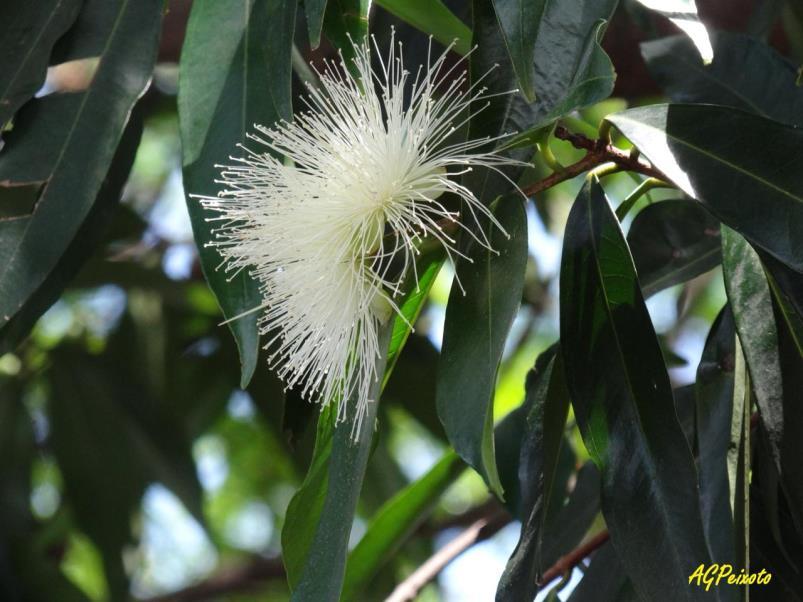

{"left": 538, "top": 530, "right": 611, "bottom": 589}
{"left": 521, "top": 126, "right": 667, "bottom": 198}
{"left": 385, "top": 509, "right": 511, "bottom": 602}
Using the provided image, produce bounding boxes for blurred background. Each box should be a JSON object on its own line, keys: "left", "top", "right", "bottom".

{"left": 2, "top": 0, "right": 797, "bottom": 600}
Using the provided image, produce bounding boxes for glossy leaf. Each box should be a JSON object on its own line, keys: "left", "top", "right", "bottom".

{"left": 0, "top": 115, "right": 141, "bottom": 353}
{"left": 179, "top": 0, "right": 296, "bottom": 387}
{"left": 560, "top": 178, "right": 712, "bottom": 600}
{"left": 722, "top": 228, "right": 803, "bottom": 539}
{"left": 375, "top": 0, "right": 472, "bottom": 56}
{"left": 284, "top": 324, "right": 392, "bottom": 602}
{"left": 491, "top": 0, "right": 548, "bottom": 102}
{"left": 642, "top": 32, "right": 803, "bottom": 125}
{"left": 497, "top": 349, "right": 571, "bottom": 601}
{"left": 0, "top": 0, "right": 82, "bottom": 127}
{"left": 0, "top": 0, "right": 162, "bottom": 338}
{"left": 627, "top": 199, "right": 721, "bottom": 298}
{"left": 608, "top": 104, "right": 803, "bottom": 272}
{"left": 633, "top": 0, "right": 712, "bottom": 62}
{"left": 437, "top": 196, "right": 528, "bottom": 497}
{"left": 342, "top": 452, "right": 463, "bottom": 599}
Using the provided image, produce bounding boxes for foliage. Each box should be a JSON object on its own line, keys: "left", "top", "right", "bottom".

{"left": 1, "top": 1, "right": 802, "bottom": 601}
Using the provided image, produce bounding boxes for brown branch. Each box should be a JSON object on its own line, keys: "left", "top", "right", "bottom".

{"left": 385, "top": 508, "right": 512, "bottom": 602}
{"left": 538, "top": 530, "right": 611, "bottom": 590}
{"left": 520, "top": 126, "right": 667, "bottom": 198}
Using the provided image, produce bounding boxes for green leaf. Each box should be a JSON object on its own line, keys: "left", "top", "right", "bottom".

{"left": 179, "top": 0, "right": 296, "bottom": 387}
{"left": 0, "top": 0, "right": 82, "bottom": 127}
{"left": 497, "top": 349, "right": 571, "bottom": 601}
{"left": 322, "top": 0, "right": 370, "bottom": 62}
{"left": 633, "top": 0, "right": 712, "bottom": 62}
{"left": 0, "top": 0, "right": 162, "bottom": 337}
{"left": 607, "top": 104, "right": 803, "bottom": 272}
{"left": 0, "top": 114, "right": 141, "bottom": 353}
{"left": 375, "top": 0, "right": 472, "bottom": 56}
{"left": 627, "top": 199, "right": 721, "bottom": 298}
{"left": 437, "top": 196, "right": 528, "bottom": 497}
{"left": 305, "top": 0, "right": 328, "bottom": 47}
{"left": 342, "top": 452, "right": 463, "bottom": 600}
{"left": 284, "top": 324, "right": 392, "bottom": 602}
{"left": 642, "top": 32, "right": 803, "bottom": 126}
{"left": 722, "top": 228, "right": 803, "bottom": 540}
{"left": 695, "top": 306, "right": 746, "bottom": 595}
{"left": 560, "top": 177, "right": 712, "bottom": 601}
{"left": 491, "top": 0, "right": 548, "bottom": 102}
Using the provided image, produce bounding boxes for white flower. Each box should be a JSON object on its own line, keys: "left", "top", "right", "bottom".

{"left": 199, "top": 33, "right": 521, "bottom": 435}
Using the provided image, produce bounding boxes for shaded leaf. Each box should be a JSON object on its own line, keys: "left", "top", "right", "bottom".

{"left": 560, "top": 178, "right": 712, "bottom": 600}
{"left": 608, "top": 104, "right": 803, "bottom": 272}
{"left": 179, "top": 0, "right": 296, "bottom": 387}
{"left": 305, "top": 0, "right": 328, "bottom": 48}
{"left": 627, "top": 199, "right": 721, "bottom": 298}
{"left": 437, "top": 196, "right": 528, "bottom": 497}
{"left": 491, "top": 0, "right": 548, "bottom": 102}
{"left": 497, "top": 348, "right": 571, "bottom": 601}
{"left": 0, "top": 0, "right": 162, "bottom": 334}
{"left": 0, "top": 0, "right": 82, "bottom": 127}
{"left": 642, "top": 32, "right": 803, "bottom": 126}
{"left": 567, "top": 543, "right": 639, "bottom": 602}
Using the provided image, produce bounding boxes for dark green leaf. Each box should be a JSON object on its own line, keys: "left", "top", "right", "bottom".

{"left": 305, "top": 0, "right": 328, "bottom": 48}
{"left": 560, "top": 178, "right": 712, "bottom": 600}
{"left": 568, "top": 543, "right": 639, "bottom": 602}
{"left": 375, "top": 0, "right": 472, "bottom": 56}
{"left": 437, "top": 196, "right": 528, "bottom": 497}
{"left": 0, "top": 0, "right": 162, "bottom": 335}
{"left": 0, "top": 114, "right": 142, "bottom": 353}
{"left": 497, "top": 349, "right": 571, "bottom": 601}
{"left": 627, "top": 199, "right": 721, "bottom": 298}
{"left": 342, "top": 452, "right": 463, "bottom": 599}
{"left": 322, "top": 0, "right": 370, "bottom": 62}
{"left": 642, "top": 32, "right": 803, "bottom": 126}
{"left": 0, "top": 0, "right": 82, "bottom": 127}
{"left": 695, "top": 306, "right": 746, "bottom": 594}
{"left": 284, "top": 324, "right": 392, "bottom": 601}
{"left": 608, "top": 104, "right": 803, "bottom": 272}
{"left": 491, "top": 0, "right": 548, "bottom": 102}
{"left": 179, "top": 0, "right": 296, "bottom": 387}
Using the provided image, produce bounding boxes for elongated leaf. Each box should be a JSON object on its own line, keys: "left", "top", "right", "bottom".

{"left": 323, "top": 0, "right": 370, "bottom": 62}
{"left": 722, "top": 228, "right": 803, "bottom": 539}
{"left": 437, "top": 196, "right": 528, "bottom": 497}
{"left": 375, "top": 0, "right": 472, "bottom": 56}
{"left": 0, "top": 0, "right": 82, "bottom": 127}
{"left": 305, "top": 0, "right": 328, "bottom": 47}
{"left": 179, "top": 0, "right": 296, "bottom": 387}
{"left": 286, "top": 324, "right": 392, "bottom": 602}
{"left": 342, "top": 452, "right": 463, "bottom": 599}
{"left": 0, "top": 114, "right": 141, "bottom": 353}
{"left": 491, "top": 0, "right": 548, "bottom": 102}
{"left": 627, "top": 199, "right": 721, "bottom": 297}
{"left": 0, "top": 0, "right": 162, "bottom": 334}
{"left": 560, "top": 178, "right": 712, "bottom": 601}
{"left": 634, "top": 0, "right": 712, "bottom": 62}
{"left": 497, "top": 349, "right": 570, "bottom": 601}
{"left": 642, "top": 32, "right": 803, "bottom": 126}
{"left": 607, "top": 104, "right": 803, "bottom": 272}
{"left": 695, "top": 306, "right": 744, "bottom": 598}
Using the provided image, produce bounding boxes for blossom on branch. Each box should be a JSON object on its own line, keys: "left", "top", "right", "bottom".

{"left": 198, "top": 33, "right": 521, "bottom": 435}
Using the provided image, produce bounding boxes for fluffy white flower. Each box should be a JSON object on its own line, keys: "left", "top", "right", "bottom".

{"left": 199, "top": 33, "right": 520, "bottom": 434}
